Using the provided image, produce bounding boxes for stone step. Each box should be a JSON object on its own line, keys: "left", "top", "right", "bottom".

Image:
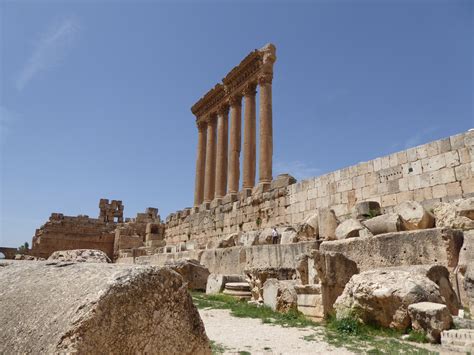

{"left": 441, "top": 329, "right": 474, "bottom": 350}
{"left": 224, "top": 282, "right": 251, "bottom": 291}
{"left": 222, "top": 289, "right": 252, "bottom": 299}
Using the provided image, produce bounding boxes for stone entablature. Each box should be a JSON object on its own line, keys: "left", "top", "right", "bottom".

{"left": 165, "top": 130, "right": 473, "bottom": 248}
{"left": 192, "top": 44, "right": 277, "bottom": 208}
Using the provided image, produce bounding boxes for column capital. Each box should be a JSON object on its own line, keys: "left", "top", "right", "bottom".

{"left": 242, "top": 82, "right": 257, "bottom": 97}
{"left": 217, "top": 104, "right": 230, "bottom": 116}
{"left": 258, "top": 73, "right": 273, "bottom": 85}
{"left": 204, "top": 112, "right": 217, "bottom": 123}
{"left": 196, "top": 119, "right": 207, "bottom": 131}
{"left": 228, "top": 94, "right": 242, "bottom": 107}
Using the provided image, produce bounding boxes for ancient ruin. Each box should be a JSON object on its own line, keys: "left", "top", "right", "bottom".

{"left": 2, "top": 43, "right": 474, "bottom": 353}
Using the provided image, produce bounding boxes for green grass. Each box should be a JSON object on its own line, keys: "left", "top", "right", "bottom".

{"left": 194, "top": 292, "right": 437, "bottom": 354}
{"left": 210, "top": 340, "right": 227, "bottom": 354}
{"left": 192, "top": 292, "right": 317, "bottom": 328}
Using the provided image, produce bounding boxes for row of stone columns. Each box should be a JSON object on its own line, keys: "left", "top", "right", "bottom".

{"left": 194, "top": 77, "right": 273, "bottom": 207}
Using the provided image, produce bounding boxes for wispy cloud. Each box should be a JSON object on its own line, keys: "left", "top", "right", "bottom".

{"left": 16, "top": 17, "right": 80, "bottom": 91}
{"left": 274, "top": 160, "right": 321, "bottom": 181}
{"left": 402, "top": 126, "right": 439, "bottom": 150}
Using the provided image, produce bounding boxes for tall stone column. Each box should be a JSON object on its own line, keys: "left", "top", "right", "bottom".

{"left": 242, "top": 83, "right": 257, "bottom": 191}
{"left": 258, "top": 73, "right": 273, "bottom": 187}
{"left": 227, "top": 95, "right": 242, "bottom": 195}
{"left": 193, "top": 120, "right": 207, "bottom": 207}
{"left": 203, "top": 114, "right": 217, "bottom": 204}
{"left": 215, "top": 105, "right": 229, "bottom": 199}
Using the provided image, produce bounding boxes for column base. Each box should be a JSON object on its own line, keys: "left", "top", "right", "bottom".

{"left": 210, "top": 198, "right": 222, "bottom": 209}
{"left": 240, "top": 188, "right": 253, "bottom": 199}
{"left": 222, "top": 193, "right": 238, "bottom": 205}
{"left": 257, "top": 181, "right": 272, "bottom": 193}
{"left": 200, "top": 202, "right": 211, "bottom": 211}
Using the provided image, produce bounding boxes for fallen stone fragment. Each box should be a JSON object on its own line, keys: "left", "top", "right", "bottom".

{"left": 434, "top": 199, "right": 474, "bottom": 230}
{"left": 334, "top": 265, "right": 459, "bottom": 330}
{"left": 48, "top": 249, "right": 111, "bottom": 263}
{"left": 216, "top": 233, "right": 237, "bottom": 248}
{"left": 408, "top": 302, "right": 453, "bottom": 343}
{"left": 362, "top": 213, "right": 403, "bottom": 235}
{"left": 395, "top": 201, "right": 435, "bottom": 230}
{"left": 318, "top": 208, "right": 339, "bottom": 240}
{"left": 280, "top": 227, "right": 298, "bottom": 244}
{"left": 164, "top": 259, "right": 210, "bottom": 291}
{"left": 263, "top": 278, "right": 298, "bottom": 313}
{"left": 351, "top": 201, "right": 381, "bottom": 220}
{"left": 335, "top": 219, "right": 367, "bottom": 239}
{"left": 296, "top": 213, "right": 319, "bottom": 241}
{"left": 295, "top": 284, "right": 324, "bottom": 320}
{"left": 0, "top": 261, "right": 211, "bottom": 354}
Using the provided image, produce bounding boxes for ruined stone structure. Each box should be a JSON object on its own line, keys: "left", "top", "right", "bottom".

{"left": 192, "top": 43, "right": 276, "bottom": 208}
{"left": 165, "top": 130, "right": 473, "bottom": 249}
{"left": 31, "top": 200, "right": 163, "bottom": 260}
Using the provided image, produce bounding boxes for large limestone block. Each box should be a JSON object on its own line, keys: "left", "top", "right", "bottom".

{"left": 280, "top": 227, "right": 298, "bottom": 244}
{"left": 48, "top": 249, "right": 111, "bottom": 263}
{"left": 334, "top": 265, "right": 459, "bottom": 330}
{"left": 408, "top": 302, "right": 453, "bottom": 343}
{"left": 270, "top": 173, "right": 297, "bottom": 189}
{"left": 313, "top": 251, "right": 359, "bottom": 316}
{"left": 434, "top": 198, "right": 474, "bottom": 230}
{"left": 395, "top": 201, "right": 435, "bottom": 230}
{"left": 238, "top": 231, "right": 260, "bottom": 247}
{"left": 320, "top": 228, "right": 464, "bottom": 272}
{"left": 465, "top": 262, "right": 474, "bottom": 315}
{"left": 352, "top": 201, "right": 381, "bottom": 220}
{"left": 295, "top": 284, "right": 324, "bottom": 320}
{"left": 362, "top": 213, "right": 403, "bottom": 235}
{"left": 296, "top": 213, "right": 319, "bottom": 241}
{"left": 0, "top": 261, "right": 210, "bottom": 354}
{"left": 164, "top": 259, "right": 210, "bottom": 291}
{"left": 318, "top": 208, "right": 339, "bottom": 240}
{"left": 206, "top": 274, "right": 245, "bottom": 294}
{"left": 335, "top": 219, "right": 368, "bottom": 239}
{"left": 262, "top": 279, "right": 298, "bottom": 313}
{"left": 459, "top": 230, "right": 474, "bottom": 273}
{"left": 216, "top": 233, "right": 237, "bottom": 248}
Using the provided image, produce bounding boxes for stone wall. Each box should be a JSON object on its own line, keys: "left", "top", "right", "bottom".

{"left": 117, "top": 242, "right": 317, "bottom": 275}
{"left": 31, "top": 214, "right": 116, "bottom": 259}
{"left": 165, "top": 130, "right": 473, "bottom": 248}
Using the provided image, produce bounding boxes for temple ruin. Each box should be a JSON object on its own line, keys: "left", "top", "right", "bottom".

{"left": 192, "top": 44, "right": 276, "bottom": 208}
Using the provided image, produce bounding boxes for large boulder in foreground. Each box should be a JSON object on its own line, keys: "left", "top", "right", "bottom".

{"left": 164, "top": 259, "right": 210, "bottom": 291}
{"left": 0, "top": 261, "right": 210, "bottom": 354}
{"left": 334, "top": 265, "right": 459, "bottom": 330}
{"left": 48, "top": 249, "right": 111, "bottom": 263}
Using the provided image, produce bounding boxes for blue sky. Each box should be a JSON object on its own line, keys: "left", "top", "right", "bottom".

{"left": 1, "top": 0, "right": 472, "bottom": 248}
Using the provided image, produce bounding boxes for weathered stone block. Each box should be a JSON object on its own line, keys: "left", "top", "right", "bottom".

{"left": 408, "top": 302, "right": 453, "bottom": 343}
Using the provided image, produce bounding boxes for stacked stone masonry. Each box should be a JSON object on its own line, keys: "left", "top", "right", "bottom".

{"left": 165, "top": 130, "right": 473, "bottom": 248}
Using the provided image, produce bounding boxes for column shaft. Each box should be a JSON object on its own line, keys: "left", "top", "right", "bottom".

{"left": 193, "top": 121, "right": 207, "bottom": 206}
{"left": 259, "top": 76, "right": 273, "bottom": 184}
{"left": 215, "top": 107, "right": 229, "bottom": 199}
{"left": 228, "top": 96, "right": 242, "bottom": 194}
{"left": 242, "top": 84, "right": 257, "bottom": 190}
{"left": 203, "top": 115, "right": 217, "bottom": 203}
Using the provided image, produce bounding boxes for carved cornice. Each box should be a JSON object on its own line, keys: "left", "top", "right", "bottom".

{"left": 196, "top": 120, "right": 207, "bottom": 131}
{"left": 242, "top": 82, "right": 257, "bottom": 97}
{"left": 192, "top": 43, "right": 277, "bottom": 123}
{"left": 217, "top": 104, "right": 230, "bottom": 116}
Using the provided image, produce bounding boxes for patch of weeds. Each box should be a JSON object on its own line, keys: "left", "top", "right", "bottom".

{"left": 365, "top": 209, "right": 380, "bottom": 219}
{"left": 263, "top": 346, "right": 272, "bottom": 350}
{"left": 302, "top": 334, "right": 318, "bottom": 342}
{"left": 192, "top": 292, "right": 319, "bottom": 328}
{"left": 238, "top": 351, "right": 251, "bottom": 355}
{"left": 406, "top": 329, "right": 429, "bottom": 343}
{"left": 210, "top": 340, "right": 227, "bottom": 354}
{"left": 324, "top": 315, "right": 435, "bottom": 354}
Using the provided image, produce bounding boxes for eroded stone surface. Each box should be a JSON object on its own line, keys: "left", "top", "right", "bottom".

{"left": 408, "top": 302, "right": 452, "bottom": 343}
{"left": 48, "top": 249, "right": 111, "bottom": 263}
{"left": 0, "top": 261, "right": 210, "bottom": 354}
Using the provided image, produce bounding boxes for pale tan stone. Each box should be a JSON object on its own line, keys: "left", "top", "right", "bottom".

{"left": 215, "top": 106, "right": 229, "bottom": 199}
{"left": 446, "top": 181, "right": 462, "bottom": 197}
{"left": 432, "top": 184, "right": 448, "bottom": 199}
{"left": 462, "top": 177, "right": 474, "bottom": 194}
{"left": 194, "top": 121, "right": 207, "bottom": 206}
{"left": 204, "top": 115, "right": 217, "bottom": 202}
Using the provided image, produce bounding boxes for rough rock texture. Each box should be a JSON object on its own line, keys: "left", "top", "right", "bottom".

{"left": 216, "top": 234, "right": 237, "bottom": 248}
{"left": 352, "top": 201, "right": 381, "bottom": 220}
{"left": 318, "top": 208, "right": 339, "bottom": 240}
{"left": 313, "top": 251, "right": 359, "bottom": 316}
{"left": 0, "top": 261, "right": 210, "bottom": 354}
{"left": 408, "top": 302, "right": 453, "bottom": 343}
{"left": 296, "top": 213, "right": 319, "bottom": 241}
{"left": 320, "top": 228, "right": 464, "bottom": 272}
{"left": 206, "top": 274, "right": 245, "bottom": 294}
{"left": 164, "top": 259, "right": 210, "bottom": 291}
{"left": 395, "top": 201, "right": 435, "bottom": 230}
{"left": 48, "top": 249, "right": 111, "bottom": 263}
{"left": 335, "top": 219, "right": 366, "bottom": 239}
{"left": 458, "top": 230, "right": 474, "bottom": 273}
{"left": 280, "top": 227, "right": 298, "bottom": 244}
{"left": 434, "top": 199, "right": 474, "bottom": 230}
{"left": 362, "top": 213, "right": 403, "bottom": 235}
{"left": 465, "top": 262, "right": 474, "bottom": 314}
{"left": 295, "top": 284, "right": 324, "bottom": 320}
{"left": 334, "top": 265, "right": 459, "bottom": 330}
{"left": 263, "top": 279, "right": 298, "bottom": 313}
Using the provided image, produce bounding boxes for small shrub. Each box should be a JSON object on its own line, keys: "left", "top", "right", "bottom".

{"left": 406, "top": 330, "right": 429, "bottom": 343}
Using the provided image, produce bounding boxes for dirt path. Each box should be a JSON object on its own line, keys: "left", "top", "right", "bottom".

{"left": 199, "top": 308, "right": 354, "bottom": 354}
